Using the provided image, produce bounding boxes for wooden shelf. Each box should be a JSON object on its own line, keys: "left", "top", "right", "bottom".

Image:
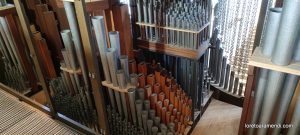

{"left": 101, "top": 81, "right": 136, "bottom": 93}
{"left": 136, "top": 22, "right": 210, "bottom": 34}
{"left": 137, "top": 39, "right": 210, "bottom": 60}
{"left": 249, "top": 47, "right": 300, "bottom": 76}
{"left": 0, "top": 5, "right": 16, "bottom": 16}
{"left": 60, "top": 67, "right": 82, "bottom": 74}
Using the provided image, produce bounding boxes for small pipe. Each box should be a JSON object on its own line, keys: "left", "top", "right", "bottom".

{"left": 106, "top": 48, "right": 119, "bottom": 87}
{"left": 152, "top": 126, "right": 159, "bottom": 135}
{"left": 128, "top": 88, "right": 137, "bottom": 125}
{"left": 145, "top": 85, "right": 153, "bottom": 99}
{"left": 129, "top": 59, "right": 137, "bottom": 74}
{"left": 121, "top": 92, "right": 129, "bottom": 120}
{"left": 149, "top": 109, "right": 156, "bottom": 120}
{"left": 159, "top": 92, "right": 165, "bottom": 102}
{"left": 154, "top": 116, "right": 161, "bottom": 127}
{"left": 130, "top": 73, "right": 139, "bottom": 87}
{"left": 147, "top": 74, "right": 156, "bottom": 86}
{"left": 138, "top": 73, "right": 146, "bottom": 88}
{"left": 137, "top": 88, "right": 145, "bottom": 101}
{"left": 154, "top": 83, "right": 161, "bottom": 94}
{"left": 162, "top": 107, "right": 167, "bottom": 124}
{"left": 117, "top": 70, "right": 127, "bottom": 89}
{"left": 156, "top": 101, "right": 163, "bottom": 118}
{"left": 114, "top": 91, "right": 123, "bottom": 118}
{"left": 150, "top": 93, "right": 158, "bottom": 109}
{"left": 136, "top": 99, "right": 143, "bottom": 128}
{"left": 120, "top": 55, "right": 130, "bottom": 83}
{"left": 109, "top": 31, "right": 121, "bottom": 58}
{"left": 147, "top": 120, "right": 154, "bottom": 135}
{"left": 144, "top": 100, "right": 151, "bottom": 111}
{"left": 142, "top": 110, "right": 148, "bottom": 134}
{"left": 138, "top": 62, "right": 148, "bottom": 76}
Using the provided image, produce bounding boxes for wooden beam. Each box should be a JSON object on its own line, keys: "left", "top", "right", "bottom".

{"left": 13, "top": 0, "right": 56, "bottom": 116}
{"left": 74, "top": 0, "right": 109, "bottom": 133}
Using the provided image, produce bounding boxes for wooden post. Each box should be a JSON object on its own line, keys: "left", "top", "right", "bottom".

{"left": 74, "top": 0, "right": 109, "bottom": 133}
{"left": 13, "top": 0, "right": 56, "bottom": 116}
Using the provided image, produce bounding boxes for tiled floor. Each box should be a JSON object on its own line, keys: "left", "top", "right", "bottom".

{"left": 192, "top": 99, "right": 242, "bottom": 135}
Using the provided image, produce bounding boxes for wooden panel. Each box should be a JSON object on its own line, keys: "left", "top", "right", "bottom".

{"left": 6, "top": 14, "right": 38, "bottom": 92}
{"left": 57, "top": 0, "right": 109, "bottom": 11}
{"left": 0, "top": 5, "right": 16, "bottom": 16}
{"left": 112, "top": 4, "right": 133, "bottom": 59}
{"left": 33, "top": 34, "right": 57, "bottom": 79}
{"left": 238, "top": 66, "right": 258, "bottom": 135}
{"left": 35, "top": 4, "right": 49, "bottom": 33}
{"left": 137, "top": 39, "right": 210, "bottom": 60}
{"left": 43, "top": 11, "right": 63, "bottom": 60}
{"left": 14, "top": 0, "right": 56, "bottom": 115}
{"left": 74, "top": 0, "right": 109, "bottom": 133}
{"left": 249, "top": 47, "right": 300, "bottom": 76}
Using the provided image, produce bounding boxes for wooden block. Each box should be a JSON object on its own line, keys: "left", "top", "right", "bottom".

{"left": 112, "top": 4, "right": 134, "bottom": 59}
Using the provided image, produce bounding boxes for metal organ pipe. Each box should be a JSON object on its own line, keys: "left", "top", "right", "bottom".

{"left": 91, "top": 16, "right": 112, "bottom": 83}
{"left": 63, "top": 2, "right": 89, "bottom": 88}
{"left": 261, "top": 8, "right": 282, "bottom": 57}
{"left": 271, "top": 0, "right": 300, "bottom": 66}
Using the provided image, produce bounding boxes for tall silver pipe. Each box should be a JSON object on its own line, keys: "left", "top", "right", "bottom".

{"left": 120, "top": 55, "right": 130, "bottom": 83}
{"left": 137, "top": 0, "right": 142, "bottom": 22}
{"left": 136, "top": 99, "right": 143, "bottom": 127}
{"left": 271, "top": 0, "right": 300, "bottom": 65}
{"left": 261, "top": 8, "right": 282, "bottom": 57}
{"left": 117, "top": 70, "right": 127, "bottom": 89}
{"left": 287, "top": 92, "right": 300, "bottom": 135}
{"left": 128, "top": 88, "right": 137, "bottom": 125}
{"left": 106, "top": 48, "right": 119, "bottom": 87}
{"left": 91, "top": 16, "right": 112, "bottom": 83}
{"left": 61, "top": 50, "right": 78, "bottom": 93}
{"left": 120, "top": 92, "right": 128, "bottom": 120}
{"left": 61, "top": 30, "right": 81, "bottom": 89}
{"left": 257, "top": 71, "right": 286, "bottom": 135}
{"left": 63, "top": 2, "right": 89, "bottom": 87}
{"left": 273, "top": 74, "right": 299, "bottom": 135}
{"left": 109, "top": 31, "right": 121, "bottom": 58}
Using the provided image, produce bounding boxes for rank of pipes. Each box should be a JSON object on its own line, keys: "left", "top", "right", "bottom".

{"left": 0, "top": 14, "right": 30, "bottom": 94}
{"left": 136, "top": 0, "right": 210, "bottom": 49}
{"left": 209, "top": 0, "right": 260, "bottom": 97}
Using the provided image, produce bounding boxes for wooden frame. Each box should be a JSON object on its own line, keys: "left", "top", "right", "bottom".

{"left": 73, "top": 0, "right": 109, "bottom": 133}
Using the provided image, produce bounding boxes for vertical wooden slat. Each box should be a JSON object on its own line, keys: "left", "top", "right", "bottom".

{"left": 13, "top": 0, "right": 56, "bottom": 116}
{"left": 112, "top": 4, "right": 134, "bottom": 59}
{"left": 238, "top": 66, "right": 258, "bottom": 135}
{"left": 43, "top": 11, "right": 64, "bottom": 60}
{"left": 74, "top": 0, "right": 109, "bottom": 133}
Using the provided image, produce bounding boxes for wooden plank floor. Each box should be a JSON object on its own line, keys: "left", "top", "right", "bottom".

{"left": 192, "top": 99, "right": 242, "bottom": 135}
{"left": 0, "top": 89, "right": 80, "bottom": 135}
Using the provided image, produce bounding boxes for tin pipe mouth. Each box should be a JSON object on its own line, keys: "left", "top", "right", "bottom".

{"left": 92, "top": 16, "right": 104, "bottom": 20}
{"left": 269, "top": 8, "right": 282, "bottom": 13}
